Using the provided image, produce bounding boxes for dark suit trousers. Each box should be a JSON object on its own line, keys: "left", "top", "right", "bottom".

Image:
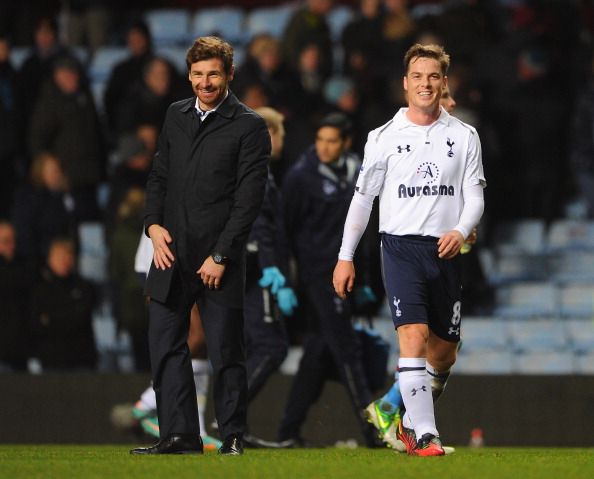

{"left": 148, "top": 271, "right": 247, "bottom": 439}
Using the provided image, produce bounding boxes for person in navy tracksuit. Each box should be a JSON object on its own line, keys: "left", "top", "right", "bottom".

{"left": 276, "top": 112, "right": 378, "bottom": 447}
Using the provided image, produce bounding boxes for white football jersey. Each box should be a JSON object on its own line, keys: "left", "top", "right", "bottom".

{"left": 356, "top": 107, "right": 486, "bottom": 237}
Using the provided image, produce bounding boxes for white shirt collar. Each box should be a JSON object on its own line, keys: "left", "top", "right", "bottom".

{"left": 392, "top": 106, "right": 450, "bottom": 130}
{"left": 194, "top": 90, "right": 229, "bottom": 119}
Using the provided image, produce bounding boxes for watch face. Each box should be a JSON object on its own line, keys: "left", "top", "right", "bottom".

{"left": 213, "top": 253, "right": 226, "bottom": 264}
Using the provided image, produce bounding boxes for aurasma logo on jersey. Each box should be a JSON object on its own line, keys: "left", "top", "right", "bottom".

{"left": 398, "top": 184, "right": 455, "bottom": 198}
{"left": 398, "top": 160, "right": 455, "bottom": 197}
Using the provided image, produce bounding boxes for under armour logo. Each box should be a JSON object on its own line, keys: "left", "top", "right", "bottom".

{"left": 446, "top": 138, "right": 455, "bottom": 157}
{"left": 393, "top": 297, "right": 402, "bottom": 317}
{"left": 397, "top": 145, "right": 411, "bottom": 153}
{"left": 448, "top": 327, "right": 460, "bottom": 336}
{"left": 411, "top": 385, "right": 427, "bottom": 396}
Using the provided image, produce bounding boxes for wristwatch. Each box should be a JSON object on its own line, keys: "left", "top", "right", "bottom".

{"left": 211, "top": 252, "right": 229, "bottom": 265}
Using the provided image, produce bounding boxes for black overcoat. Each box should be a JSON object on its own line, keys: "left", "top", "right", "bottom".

{"left": 144, "top": 93, "right": 270, "bottom": 308}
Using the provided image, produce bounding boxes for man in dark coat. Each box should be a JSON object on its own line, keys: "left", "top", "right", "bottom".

{"left": 131, "top": 36, "right": 270, "bottom": 456}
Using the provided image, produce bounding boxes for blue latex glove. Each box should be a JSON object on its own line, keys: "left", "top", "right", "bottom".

{"left": 277, "top": 287, "right": 298, "bottom": 316}
{"left": 258, "top": 266, "right": 286, "bottom": 295}
{"left": 354, "top": 285, "right": 377, "bottom": 307}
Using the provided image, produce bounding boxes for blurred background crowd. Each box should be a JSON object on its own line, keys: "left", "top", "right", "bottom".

{"left": 1, "top": 0, "right": 594, "bottom": 375}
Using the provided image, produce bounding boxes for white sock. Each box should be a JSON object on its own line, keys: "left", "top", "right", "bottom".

{"left": 192, "top": 359, "right": 210, "bottom": 436}
{"left": 398, "top": 357, "right": 438, "bottom": 439}
{"left": 139, "top": 383, "right": 157, "bottom": 411}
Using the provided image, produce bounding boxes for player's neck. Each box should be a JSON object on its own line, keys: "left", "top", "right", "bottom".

{"left": 405, "top": 105, "right": 441, "bottom": 126}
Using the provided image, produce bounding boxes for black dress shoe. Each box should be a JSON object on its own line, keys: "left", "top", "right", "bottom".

{"left": 218, "top": 434, "right": 244, "bottom": 455}
{"left": 130, "top": 434, "right": 203, "bottom": 455}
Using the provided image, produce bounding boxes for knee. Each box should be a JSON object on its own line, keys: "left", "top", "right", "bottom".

{"left": 397, "top": 324, "right": 430, "bottom": 357}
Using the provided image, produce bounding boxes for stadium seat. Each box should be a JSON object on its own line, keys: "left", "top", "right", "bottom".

{"left": 88, "top": 46, "right": 128, "bottom": 83}
{"left": 508, "top": 319, "right": 569, "bottom": 353}
{"left": 78, "top": 221, "right": 108, "bottom": 283}
{"left": 492, "top": 218, "right": 547, "bottom": 255}
{"left": 460, "top": 317, "right": 510, "bottom": 352}
{"left": 494, "top": 281, "right": 558, "bottom": 317}
{"left": 455, "top": 350, "right": 514, "bottom": 374}
{"left": 145, "top": 9, "right": 190, "bottom": 46}
{"left": 90, "top": 80, "right": 107, "bottom": 114}
{"left": 514, "top": 350, "right": 575, "bottom": 374}
{"left": 565, "top": 318, "right": 594, "bottom": 354}
{"left": 547, "top": 219, "right": 594, "bottom": 252}
{"left": 550, "top": 251, "right": 594, "bottom": 284}
{"left": 574, "top": 351, "right": 594, "bottom": 374}
{"left": 488, "top": 252, "right": 549, "bottom": 285}
{"left": 10, "top": 46, "right": 30, "bottom": 69}
{"left": 191, "top": 7, "right": 246, "bottom": 45}
{"left": 559, "top": 283, "right": 594, "bottom": 317}
{"left": 327, "top": 5, "right": 354, "bottom": 42}
{"left": 245, "top": 4, "right": 296, "bottom": 39}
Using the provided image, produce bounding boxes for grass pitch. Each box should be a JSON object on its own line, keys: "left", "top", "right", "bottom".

{"left": 1, "top": 446, "right": 593, "bottom": 479}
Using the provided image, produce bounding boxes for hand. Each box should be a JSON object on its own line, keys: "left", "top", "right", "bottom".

{"left": 333, "top": 260, "right": 355, "bottom": 299}
{"left": 148, "top": 224, "right": 175, "bottom": 270}
{"left": 277, "top": 287, "right": 298, "bottom": 316}
{"left": 466, "top": 227, "right": 478, "bottom": 246}
{"left": 437, "top": 230, "right": 465, "bottom": 259}
{"left": 354, "top": 285, "right": 377, "bottom": 307}
{"left": 197, "top": 256, "right": 226, "bottom": 289}
{"left": 258, "top": 266, "right": 286, "bottom": 294}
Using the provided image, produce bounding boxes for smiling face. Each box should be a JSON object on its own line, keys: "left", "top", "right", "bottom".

{"left": 403, "top": 56, "right": 447, "bottom": 117}
{"left": 188, "top": 58, "right": 234, "bottom": 111}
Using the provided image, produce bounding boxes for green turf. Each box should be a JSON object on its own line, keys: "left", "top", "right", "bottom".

{"left": 1, "top": 446, "right": 594, "bottom": 479}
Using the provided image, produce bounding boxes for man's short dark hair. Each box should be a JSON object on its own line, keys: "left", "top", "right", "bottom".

{"left": 403, "top": 43, "right": 450, "bottom": 76}
{"left": 317, "top": 112, "right": 352, "bottom": 139}
{"left": 186, "top": 36, "right": 234, "bottom": 74}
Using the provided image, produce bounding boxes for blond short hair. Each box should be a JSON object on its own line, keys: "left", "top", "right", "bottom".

{"left": 254, "top": 106, "right": 285, "bottom": 138}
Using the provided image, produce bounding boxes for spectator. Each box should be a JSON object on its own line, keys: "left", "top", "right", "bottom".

{"left": 103, "top": 21, "right": 154, "bottom": 134}
{"left": 17, "top": 17, "right": 78, "bottom": 142}
{"left": 0, "top": 221, "right": 34, "bottom": 372}
{"left": 61, "top": 0, "right": 110, "bottom": 53}
{"left": 323, "top": 75, "right": 366, "bottom": 154}
{"left": 30, "top": 237, "right": 97, "bottom": 371}
{"left": 0, "top": 35, "right": 23, "bottom": 218}
{"left": 341, "top": 0, "right": 384, "bottom": 79}
{"left": 255, "top": 106, "right": 288, "bottom": 185}
{"left": 109, "top": 187, "right": 149, "bottom": 371}
{"left": 104, "top": 134, "right": 151, "bottom": 240}
{"left": 570, "top": 49, "right": 594, "bottom": 217}
{"left": 114, "top": 56, "right": 183, "bottom": 135}
{"left": 11, "top": 152, "right": 77, "bottom": 267}
{"left": 29, "top": 55, "right": 105, "bottom": 220}
{"left": 281, "top": 0, "right": 334, "bottom": 81}
{"left": 233, "top": 34, "right": 296, "bottom": 113}
{"left": 380, "top": 0, "right": 417, "bottom": 78}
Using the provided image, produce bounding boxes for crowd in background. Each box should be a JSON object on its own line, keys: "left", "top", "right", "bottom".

{"left": 0, "top": 0, "right": 593, "bottom": 373}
